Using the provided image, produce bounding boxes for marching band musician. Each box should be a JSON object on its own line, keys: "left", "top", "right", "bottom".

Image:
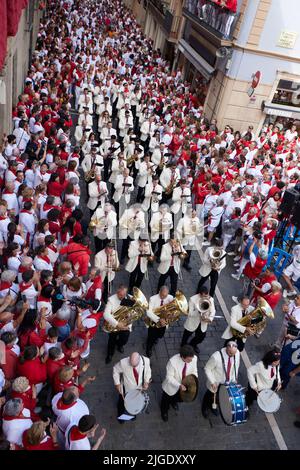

{"left": 150, "top": 205, "right": 173, "bottom": 262}
{"left": 202, "top": 339, "right": 241, "bottom": 418}
{"left": 171, "top": 178, "right": 192, "bottom": 217}
{"left": 246, "top": 350, "right": 281, "bottom": 407}
{"left": 90, "top": 202, "right": 117, "bottom": 252}
{"left": 175, "top": 207, "right": 202, "bottom": 272}
{"left": 87, "top": 171, "right": 108, "bottom": 216}
{"left": 145, "top": 286, "right": 174, "bottom": 358}
{"left": 109, "top": 153, "right": 127, "bottom": 187}
{"left": 119, "top": 110, "right": 134, "bottom": 142}
{"left": 113, "top": 352, "right": 151, "bottom": 422}
{"left": 78, "top": 107, "right": 93, "bottom": 130}
{"left": 161, "top": 345, "right": 198, "bottom": 422}
{"left": 197, "top": 239, "right": 226, "bottom": 297}
{"left": 82, "top": 145, "right": 103, "bottom": 178}
{"left": 100, "top": 135, "right": 121, "bottom": 180}
{"left": 160, "top": 161, "right": 180, "bottom": 202}
{"left": 222, "top": 296, "right": 255, "bottom": 352}
{"left": 151, "top": 142, "right": 168, "bottom": 170}
{"left": 119, "top": 205, "right": 146, "bottom": 264}
{"left": 136, "top": 155, "right": 155, "bottom": 203}
{"left": 112, "top": 168, "right": 134, "bottom": 215}
{"left": 142, "top": 175, "right": 163, "bottom": 214}
{"left": 181, "top": 286, "right": 216, "bottom": 353}
{"left": 125, "top": 237, "right": 155, "bottom": 294}
{"left": 94, "top": 242, "right": 120, "bottom": 303}
{"left": 103, "top": 284, "right": 133, "bottom": 364}
{"left": 157, "top": 235, "right": 187, "bottom": 296}
{"left": 100, "top": 121, "right": 117, "bottom": 143}
{"left": 78, "top": 89, "right": 93, "bottom": 115}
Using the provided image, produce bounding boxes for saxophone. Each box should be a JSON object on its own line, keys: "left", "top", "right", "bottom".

{"left": 84, "top": 164, "right": 96, "bottom": 182}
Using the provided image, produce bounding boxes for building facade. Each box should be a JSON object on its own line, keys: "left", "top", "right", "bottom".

{"left": 0, "top": 0, "right": 43, "bottom": 137}
{"left": 133, "top": 0, "right": 300, "bottom": 134}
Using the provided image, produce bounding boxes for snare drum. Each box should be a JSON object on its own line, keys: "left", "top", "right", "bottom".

{"left": 257, "top": 389, "right": 281, "bottom": 413}
{"left": 218, "top": 383, "right": 248, "bottom": 426}
{"left": 124, "top": 389, "right": 150, "bottom": 415}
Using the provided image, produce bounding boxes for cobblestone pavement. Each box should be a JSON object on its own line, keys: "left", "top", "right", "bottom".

{"left": 74, "top": 113, "right": 299, "bottom": 451}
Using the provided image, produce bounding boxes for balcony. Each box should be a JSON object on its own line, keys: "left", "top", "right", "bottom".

{"left": 183, "top": 0, "right": 239, "bottom": 43}
{"left": 148, "top": 0, "right": 182, "bottom": 37}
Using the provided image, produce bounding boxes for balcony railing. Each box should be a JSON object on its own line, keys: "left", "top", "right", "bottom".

{"left": 184, "top": 0, "right": 238, "bottom": 40}
{"left": 150, "top": 0, "right": 171, "bottom": 15}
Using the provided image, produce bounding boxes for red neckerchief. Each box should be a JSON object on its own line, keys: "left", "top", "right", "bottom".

{"left": 2, "top": 190, "right": 14, "bottom": 195}
{"left": 0, "top": 281, "right": 12, "bottom": 290}
{"left": 20, "top": 210, "right": 33, "bottom": 215}
{"left": 0, "top": 215, "right": 8, "bottom": 221}
{"left": 69, "top": 426, "right": 86, "bottom": 441}
{"left": 37, "top": 255, "right": 51, "bottom": 264}
{"left": 48, "top": 244, "right": 57, "bottom": 253}
{"left": 37, "top": 295, "right": 51, "bottom": 303}
{"left": 19, "top": 281, "right": 33, "bottom": 292}
{"left": 56, "top": 398, "right": 77, "bottom": 410}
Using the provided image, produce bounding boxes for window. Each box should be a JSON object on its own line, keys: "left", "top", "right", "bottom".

{"left": 272, "top": 80, "right": 300, "bottom": 109}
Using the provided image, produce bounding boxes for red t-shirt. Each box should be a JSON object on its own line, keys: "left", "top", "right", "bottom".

{"left": 17, "top": 357, "right": 47, "bottom": 385}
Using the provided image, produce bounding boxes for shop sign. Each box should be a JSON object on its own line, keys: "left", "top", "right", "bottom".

{"left": 266, "top": 108, "right": 292, "bottom": 118}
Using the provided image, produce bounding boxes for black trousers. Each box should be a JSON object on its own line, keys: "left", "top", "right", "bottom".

{"left": 161, "top": 390, "right": 181, "bottom": 415}
{"left": 201, "top": 389, "right": 215, "bottom": 415}
{"left": 146, "top": 326, "right": 166, "bottom": 352}
{"left": 245, "top": 383, "right": 258, "bottom": 407}
{"left": 157, "top": 267, "right": 178, "bottom": 296}
{"left": 151, "top": 237, "right": 164, "bottom": 260}
{"left": 117, "top": 394, "right": 126, "bottom": 417}
{"left": 104, "top": 158, "right": 112, "bottom": 181}
{"left": 181, "top": 326, "right": 206, "bottom": 348}
{"left": 128, "top": 265, "right": 144, "bottom": 293}
{"left": 136, "top": 186, "right": 145, "bottom": 203}
{"left": 183, "top": 250, "right": 191, "bottom": 265}
{"left": 107, "top": 330, "right": 130, "bottom": 357}
{"left": 197, "top": 270, "right": 219, "bottom": 297}
{"left": 120, "top": 237, "right": 131, "bottom": 262}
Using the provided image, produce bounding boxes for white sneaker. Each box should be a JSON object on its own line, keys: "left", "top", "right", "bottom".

{"left": 227, "top": 252, "right": 236, "bottom": 256}
{"left": 231, "top": 273, "right": 240, "bottom": 280}
{"left": 233, "top": 263, "right": 240, "bottom": 267}
{"left": 232, "top": 296, "right": 239, "bottom": 303}
{"left": 283, "top": 289, "right": 288, "bottom": 298}
{"left": 202, "top": 241, "right": 210, "bottom": 246}
{"left": 233, "top": 256, "right": 240, "bottom": 261}
{"left": 287, "top": 290, "right": 297, "bottom": 297}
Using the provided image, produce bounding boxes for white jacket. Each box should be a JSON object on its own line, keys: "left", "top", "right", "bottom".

{"left": 146, "top": 293, "right": 173, "bottom": 324}
{"left": 81, "top": 153, "right": 103, "bottom": 173}
{"left": 142, "top": 182, "right": 162, "bottom": 212}
{"left": 204, "top": 347, "right": 241, "bottom": 392}
{"left": 222, "top": 304, "right": 255, "bottom": 342}
{"left": 151, "top": 148, "right": 168, "bottom": 166}
{"left": 94, "top": 248, "right": 119, "bottom": 282}
{"left": 175, "top": 216, "right": 202, "bottom": 247}
{"left": 162, "top": 353, "right": 198, "bottom": 396}
{"left": 113, "top": 356, "right": 151, "bottom": 393}
{"left": 103, "top": 294, "right": 132, "bottom": 332}
{"left": 184, "top": 294, "right": 216, "bottom": 333}
{"left": 150, "top": 212, "right": 173, "bottom": 242}
{"left": 113, "top": 175, "right": 134, "bottom": 203}
{"left": 160, "top": 167, "right": 180, "bottom": 191}
{"left": 87, "top": 180, "right": 108, "bottom": 210}
{"left": 90, "top": 208, "right": 117, "bottom": 240}
{"left": 247, "top": 361, "right": 281, "bottom": 392}
{"left": 137, "top": 161, "right": 151, "bottom": 188}
{"left": 199, "top": 246, "right": 226, "bottom": 277}
{"left": 119, "top": 116, "right": 134, "bottom": 137}
{"left": 158, "top": 242, "right": 187, "bottom": 275}
{"left": 109, "top": 158, "right": 127, "bottom": 184}
{"left": 119, "top": 209, "right": 145, "bottom": 240}
{"left": 125, "top": 240, "right": 154, "bottom": 273}
{"left": 171, "top": 187, "right": 191, "bottom": 215}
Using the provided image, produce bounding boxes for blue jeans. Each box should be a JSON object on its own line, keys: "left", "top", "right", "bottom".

{"left": 57, "top": 324, "right": 71, "bottom": 342}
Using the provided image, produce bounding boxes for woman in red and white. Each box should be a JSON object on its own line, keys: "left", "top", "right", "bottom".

{"left": 2, "top": 181, "right": 19, "bottom": 216}
{"left": 33, "top": 245, "right": 53, "bottom": 272}
{"left": 2, "top": 398, "right": 33, "bottom": 446}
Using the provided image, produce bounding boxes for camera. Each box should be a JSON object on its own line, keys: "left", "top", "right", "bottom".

{"left": 68, "top": 297, "right": 93, "bottom": 309}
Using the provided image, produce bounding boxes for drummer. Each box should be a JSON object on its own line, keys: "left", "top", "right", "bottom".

{"left": 160, "top": 345, "right": 198, "bottom": 422}
{"left": 246, "top": 350, "right": 281, "bottom": 408}
{"left": 202, "top": 339, "right": 241, "bottom": 418}
{"left": 112, "top": 352, "right": 152, "bottom": 423}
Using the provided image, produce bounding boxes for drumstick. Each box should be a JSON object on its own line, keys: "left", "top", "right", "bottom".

{"left": 212, "top": 392, "right": 217, "bottom": 409}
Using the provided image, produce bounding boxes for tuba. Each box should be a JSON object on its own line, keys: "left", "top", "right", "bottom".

{"left": 103, "top": 287, "right": 148, "bottom": 333}
{"left": 198, "top": 298, "right": 212, "bottom": 322}
{"left": 144, "top": 290, "right": 188, "bottom": 328}
{"left": 210, "top": 248, "right": 223, "bottom": 270}
{"left": 230, "top": 297, "right": 274, "bottom": 339}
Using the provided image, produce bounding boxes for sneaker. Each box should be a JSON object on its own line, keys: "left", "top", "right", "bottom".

{"left": 233, "top": 256, "right": 240, "bottom": 262}
{"left": 227, "top": 252, "right": 236, "bottom": 256}
{"left": 202, "top": 241, "right": 210, "bottom": 246}
{"left": 232, "top": 296, "right": 239, "bottom": 303}
{"left": 231, "top": 273, "right": 240, "bottom": 280}
{"left": 283, "top": 289, "right": 288, "bottom": 298}
{"left": 233, "top": 263, "right": 240, "bottom": 267}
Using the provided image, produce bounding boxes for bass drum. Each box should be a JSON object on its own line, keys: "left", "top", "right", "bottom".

{"left": 218, "top": 383, "right": 248, "bottom": 426}
{"left": 124, "top": 389, "right": 150, "bottom": 415}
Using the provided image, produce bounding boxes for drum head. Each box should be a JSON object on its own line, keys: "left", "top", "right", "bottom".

{"left": 124, "top": 390, "right": 145, "bottom": 415}
{"left": 257, "top": 389, "right": 281, "bottom": 413}
{"left": 218, "top": 385, "right": 233, "bottom": 425}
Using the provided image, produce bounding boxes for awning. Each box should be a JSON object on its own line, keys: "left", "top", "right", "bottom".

{"left": 263, "top": 101, "right": 300, "bottom": 119}
{"left": 178, "top": 39, "right": 215, "bottom": 81}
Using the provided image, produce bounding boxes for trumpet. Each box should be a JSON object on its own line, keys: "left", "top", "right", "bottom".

{"left": 89, "top": 215, "right": 108, "bottom": 232}
{"left": 171, "top": 239, "right": 187, "bottom": 260}
{"left": 139, "top": 241, "right": 155, "bottom": 262}
{"left": 126, "top": 154, "right": 139, "bottom": 166}
{"left": 106, "top": 251, "right": 121, "bottom": 294}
